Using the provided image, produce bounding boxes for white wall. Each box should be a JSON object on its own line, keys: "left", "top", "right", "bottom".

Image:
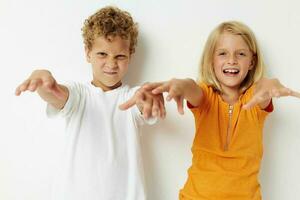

{"left": 1, "top": 0, "right": 300, "bottom": 199}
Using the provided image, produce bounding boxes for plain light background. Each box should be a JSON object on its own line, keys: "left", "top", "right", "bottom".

{"left": 1, "top": 0, "right": 300, "bottom": 199}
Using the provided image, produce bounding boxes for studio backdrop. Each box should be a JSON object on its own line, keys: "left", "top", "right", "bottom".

{"left": 1, "top": 0, "right": 299, "bottom": 199}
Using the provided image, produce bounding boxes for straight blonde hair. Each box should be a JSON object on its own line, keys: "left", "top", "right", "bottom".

{"left": 200, "top": 21, "right": 265, "bottom": 93}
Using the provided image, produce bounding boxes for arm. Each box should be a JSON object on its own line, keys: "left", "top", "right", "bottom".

{"left": 143, "top": 78, "right": 204, "bottom": 114}
{"left": 119, "top": 85, "right": 166, "bottom": 119}
{"left": 243, "top": 78, "right": 300, "bottom": 110}
{"left": 15, "top": 69, "right": 69, "bottom": 109}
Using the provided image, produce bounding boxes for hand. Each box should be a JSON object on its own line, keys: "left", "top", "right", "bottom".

{"left": 143, "top": 78, "right": 187, "bottom": 115}
{"left": 119, "top": 85, "right": 166, "bottom": 119}
{"left": 15, "top": 69, "right": 65, "bottom": 99}
{"left": 243, "top": 78, "right": 300, "bottom": 109}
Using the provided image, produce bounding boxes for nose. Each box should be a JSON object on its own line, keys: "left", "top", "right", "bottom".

{"left": 106, "top": 57, "right": 117, "bottom": 69}
{"left": 227, "top": 54, "right": 238, "bottom": 65}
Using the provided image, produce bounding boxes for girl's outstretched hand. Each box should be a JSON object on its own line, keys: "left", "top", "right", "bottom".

{"left": 119, "top": 84, "right": 166, "bottom": 119}
{"left": 143, "top": 79, "right": 188, "bottom": 115}
{"left": 243, "top": 78, "right": 300, "bottom": 110}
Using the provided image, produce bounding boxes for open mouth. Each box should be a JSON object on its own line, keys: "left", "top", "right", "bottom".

{"left": 223, "top": 68, "right": 240, "bottom": 75}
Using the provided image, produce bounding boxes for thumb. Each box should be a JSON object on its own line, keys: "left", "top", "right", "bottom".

{"left": 243, "top": 95, "right": 263, "bottom": 110}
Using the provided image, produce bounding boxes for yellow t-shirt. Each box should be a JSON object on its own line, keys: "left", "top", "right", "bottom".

{"left": 179, "top": 83, "right": 273, "bottom": 200}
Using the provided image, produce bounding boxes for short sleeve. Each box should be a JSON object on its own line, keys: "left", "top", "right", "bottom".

{"left": 46, "top": 82, "right": 81, "bottom": 119}
{"left": 257, "top": 100, "right": 274, "bottom": 121}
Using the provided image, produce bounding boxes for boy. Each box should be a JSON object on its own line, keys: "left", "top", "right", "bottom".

{"left": 15, "top": 6, "right": 164, "bottom": 200}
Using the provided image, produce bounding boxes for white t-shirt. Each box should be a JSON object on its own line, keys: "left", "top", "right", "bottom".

{"left": 47, "top": 82, "right": 155, "bottom": 200}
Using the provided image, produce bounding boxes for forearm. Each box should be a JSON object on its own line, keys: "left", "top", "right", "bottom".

{"left": 182, "top": 78, "right": 204, "bottom": 107}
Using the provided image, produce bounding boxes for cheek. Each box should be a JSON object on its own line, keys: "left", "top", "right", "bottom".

{"left": 213, "top": 56, "right": 224, "bottom": 67}
{"left": 118, "top": 61, "right": 129, "bottom": 70}
{"left": 213, "top": 61, "right": 222, "bottom": 72}
{"left": 242, "top": 59, "right": 253, "bottom": 70}
{"left": 92, "top": 59, "right": 105, "bottom": 66}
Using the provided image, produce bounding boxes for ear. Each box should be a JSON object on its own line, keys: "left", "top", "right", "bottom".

{"left": 249, "top": 55, "right": 256, "bottom": 70}
{"left": 85, "top": 46, "right": 91, "bottom": 63}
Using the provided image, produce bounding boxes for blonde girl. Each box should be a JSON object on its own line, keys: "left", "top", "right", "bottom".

{"left": 141, "top": 21, "right": 300, "bottom": 199}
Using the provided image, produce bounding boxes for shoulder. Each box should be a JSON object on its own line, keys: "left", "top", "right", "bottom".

{"left": 188, "top": 82, "right": 217, "bottom": 111}
{"left": 241, "top": 84, "right": 255, "bottom": 102}
{"left": 64, "top": 81, "right": 89, "bottom": 92}
{"left": 199, "top": 82, "right": 218, "bottom": 101}
{"left": 120, "top": 85, "right": 138, "bottom": 100}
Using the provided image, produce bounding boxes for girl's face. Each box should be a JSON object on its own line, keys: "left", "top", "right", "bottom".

{"left": 213, "top": 32, "right": 254, "bottom": 93}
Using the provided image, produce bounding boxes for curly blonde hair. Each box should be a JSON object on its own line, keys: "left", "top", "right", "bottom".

{"left": 200, "top": 21, "right": 265, "bottom": 93}
{"left": 82, "top": 6, "right": 138, "bottom": 54}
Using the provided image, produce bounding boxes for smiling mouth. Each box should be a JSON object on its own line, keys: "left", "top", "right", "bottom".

{"left": 223, "top": 68, "right": 240, "bottom": 75}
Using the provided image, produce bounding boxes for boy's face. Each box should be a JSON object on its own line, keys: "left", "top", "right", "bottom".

{"left": 86, "top": 35, "right": 131, "bottom": 91}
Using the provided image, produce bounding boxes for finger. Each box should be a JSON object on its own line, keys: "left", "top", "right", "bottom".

{"left": 291, "top": 90, "right": 300, "bottom": 98}
{"left": 142, "top": 98, "right": 153, "bottom": 120}
{"left": 15, "top": 80, "right": 30, "bottom": 95}
{"left": 151, "top": 99, "right": 160, "bottom": 118}
{"left": 143, "top": 82, "right": 165, "bottom": 91}
{"left": 152, "top": 83, "right": 170, "bottom": 94}
{"left": 158, "top": 95, "right": 166, "bottom": 119}
{"left": 28, "top": 79, "right": 41, "bottom": 92}
{"left": 166, "top": 88, "right": 178, "bottom": 101}
{"left": 119, "top": 98, "right": 136, "bottom": 110}
{"left": 119, "top": 89, "right": 145, "bottom": 110}
{"left": 272, "top": 87, "right": 300, "bottom": 99}
{"left": 160, "top": 100, "right": 166, "bottom": 119}
{"left": 278, "top": 87, "right": 293, "bottom": 97}
{"left": 175, "top": 96, "right": 184, "bottom": 115}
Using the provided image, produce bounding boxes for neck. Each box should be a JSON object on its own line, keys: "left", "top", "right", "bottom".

{"left": 220, "top": 87, "right": 240, "bottom": 105}
{"left": 91, "top": 80, "right": 122, "bottom": 92}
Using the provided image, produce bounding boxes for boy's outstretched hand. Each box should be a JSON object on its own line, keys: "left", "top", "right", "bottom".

{"left": 15, "top": 70, "right": 65, "bottom": 98}
{"left": 15, "top": 70, "right": 68, "bottom": 109}
{"left": 119, "top": 84, "right": 166, "bottom": 120}
{"left": 243, "top": 78, "right": 300, "bottom": 110}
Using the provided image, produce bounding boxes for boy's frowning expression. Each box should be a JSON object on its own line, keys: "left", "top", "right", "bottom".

{"left": 86, "top": 35, "right": 131, "bottom": 91}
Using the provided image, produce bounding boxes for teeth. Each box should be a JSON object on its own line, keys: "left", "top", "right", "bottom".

{"left": 223, "top": 69, "right": 239, "bottom": 74}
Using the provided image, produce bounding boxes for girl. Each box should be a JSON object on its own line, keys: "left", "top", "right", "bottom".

{"left": 143, "top": 21, "right": 300, "bottom": 199}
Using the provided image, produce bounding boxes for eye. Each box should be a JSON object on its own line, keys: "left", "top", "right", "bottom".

{"left": 116, "top": 55, "right": 127, "bottom": 60}
{"left": 96, "top": 52, "right": 107, "bottom": 57}
{"left": 236, "top": 50, "right": 250, "bottom": 57}
{"left": 218, "top": 52, "right": 226, "bottom": 56}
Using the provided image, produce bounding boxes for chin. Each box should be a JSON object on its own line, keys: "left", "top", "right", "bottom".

{"left": 108, "top": 81, "right": 122, "bottom": 87}
{"left": 222, "top": 82, "right": 241, "bottom": 89}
